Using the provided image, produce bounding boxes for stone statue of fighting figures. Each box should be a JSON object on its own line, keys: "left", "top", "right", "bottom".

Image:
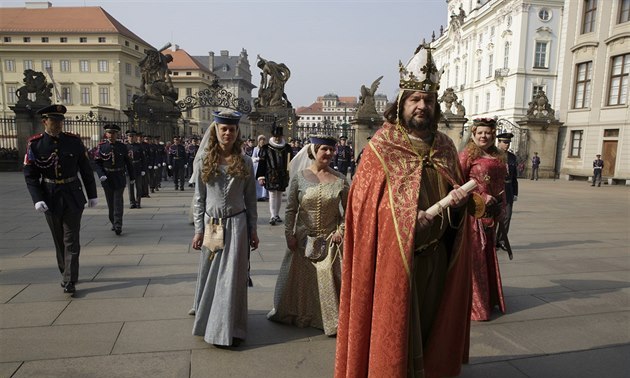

{"left": 255, "top": 55, "right": 291, "bottom": 108}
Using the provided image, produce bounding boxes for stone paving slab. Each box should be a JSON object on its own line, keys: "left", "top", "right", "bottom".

{"left": 54, "top": 296, "right": 192, "bottom": 325}
{"left": 0, "top": 301, "right": 68, "bottom": 329}
{"left": 112, "top": 318, "right": 207, "bottom": 354}
{"left": 94, "top": 265, "right": 197, "bottom": 280}
{"left": 0, "top": 266, "right": 102, "bottom": 285}
{"left": 190, "top": 338, "right": 335, "bottom": 378}
{"left": 0, "top": 322, "right": 123, "bottom": 363}
{"left": 0, "top": 284, "right": 27, "bottom": 303}
{"left": 9, "top": 351, "right": 191, "bottom": 378}
{"left": 144, "top": 277, "right": 195, "bottom": 297}
{"left": 9, "top": 280, "right": 150, "bottom": 302}
{"left": 508, "top": 344, "right": 630, "bottom": 378}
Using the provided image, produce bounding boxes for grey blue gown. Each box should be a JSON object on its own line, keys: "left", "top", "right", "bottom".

{"left": 191, "top": 155, "right": 257, "bottom": 346}
{"left": 267, "top": 169, "right": 349, "bottom": 335}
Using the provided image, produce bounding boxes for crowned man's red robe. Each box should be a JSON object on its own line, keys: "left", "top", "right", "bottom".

{"left": 335, "top": 122, "right": 472, "bottom": 378}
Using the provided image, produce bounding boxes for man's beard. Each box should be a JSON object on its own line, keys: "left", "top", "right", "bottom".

{"left": 404, "top": 112, "right": 435, "bottom": 132}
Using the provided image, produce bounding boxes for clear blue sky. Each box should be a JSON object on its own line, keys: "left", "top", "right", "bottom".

{"left": 3, "top": 0, "right": 447, "bottom": 107}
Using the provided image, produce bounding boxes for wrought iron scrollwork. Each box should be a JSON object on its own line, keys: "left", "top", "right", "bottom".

{"left": 176, "top": 80, "right": 252, "bottom": 114}
{"left": 75, "top": 110, "right": 105, "bottom": 122}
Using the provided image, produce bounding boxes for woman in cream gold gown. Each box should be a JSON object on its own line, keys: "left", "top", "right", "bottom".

{"left": 267, "top": 135, "right": 349, "bottom": 335}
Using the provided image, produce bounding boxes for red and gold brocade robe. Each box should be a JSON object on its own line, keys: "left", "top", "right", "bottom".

{"left": 335, "top": 122, "right": 472, "bottom": 378}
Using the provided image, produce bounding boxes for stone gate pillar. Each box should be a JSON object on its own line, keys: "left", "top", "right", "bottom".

{"left": 352, "top": 117, "right": 381, "bottom": 160}
{"left": 439, "top": 115, "right": 468, "bottom": 150}
{"left": 10, "top": 104, "right": 41, "bottom": 170}
{"left": 517, "top": 119, "right": 563, "bottom": 179}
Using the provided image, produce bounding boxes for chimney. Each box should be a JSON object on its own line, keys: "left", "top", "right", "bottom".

{"left": 220, "top": 50, "right": 229, "bottom": 57}
{"left": 208, "top": 51, "right": 215, "bottom": 71}
{"left": 26, "top": 1, "right": 52, "bottom": 8}
{"left": 173, "top": 44, "right": 179, "bottom": 51}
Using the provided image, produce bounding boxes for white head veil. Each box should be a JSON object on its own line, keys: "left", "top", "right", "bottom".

{"left": 289, "top": 143, "right": 313, "bottom": 181}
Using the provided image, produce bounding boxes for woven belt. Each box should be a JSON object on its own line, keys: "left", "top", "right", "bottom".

{"left": 43, "top": 176, "right": 78, "bottom": 184}
{"left": 205, "top": 209, "right": 246, "bottom": 224}
{"left": 105, "top": 167, "right": 125, "bottom": 172}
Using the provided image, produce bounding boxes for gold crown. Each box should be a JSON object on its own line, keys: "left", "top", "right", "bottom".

{"left": 399, "top": 43, "right": 441, "bottom": 92}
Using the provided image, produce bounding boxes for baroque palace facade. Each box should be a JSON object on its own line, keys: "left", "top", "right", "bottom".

{"left": 0, "top": 2, "right": 255, "bottom": 139}
{"left": 433, "top": 0, "right": 629, "bottom": 182}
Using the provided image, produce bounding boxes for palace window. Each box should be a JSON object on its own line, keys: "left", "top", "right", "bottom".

{"left": 80, "top": 87, "right": 91, "bottom": 105}
{"left": 500, "top": 87, "right": 506, "bottom": 109}
{"left": 98, "top": 37, "right": 106, "bottom": 43}
{"left": 23, "top": 37, "right": 31, "bottom": 43}
{"left": 487, "top": 54, "right": 494, "bottom": 77}
{"left": 581, "top": 0, "right": 597, "bottom": 34}
{"left": 3, "top": 37, "right": 11, "bottom": 42}
{"left": 98, "top": 87, "right": 110, "bottom": 105}
{"left": 504, "top": 42, "right": 510, "bottom": 69}
{"left": 41, "top": 37, "right": 49, "bottom": 43}
{"left": 60, "top": 60, "right": 70, "bottom": 72}
{"left": 608, "top": 53, "right": 629, "bottom": 105}
{"left": 569, "top": 130, "right": 583, "bottom": 157}
{"left": 476, "top": 58, "right": 482, "bottom": 81}
{"left": 41, "top": 60, "right": 52, "bottom": 69}
{"left": 7, "top": 86, "right": 17, "bottom": 104}
{"left": 573, "top": 61, "right": 592, "bottom": 109}
{"left": 79, "top": 60, "right": 90, "bottom": 72}
{"left": 80, "top": 37, "right": 87, "bottom": 43}
{"left": 125, "top": 63, "right": 132, "bottom": 75}
{"left": 4, "top": 59, "right": 15, "bottom": 72}
{"left": 98, "top": 60, "right": 108, "bottom": 72}
{"left": 534, "top": 42, "right": 549, "bottom": 68}
{"left": 60, "top": 37, "right": 67, "bottom": 43}
{"left": 23, "top": 60, "right": 33, "bottom": 70}
{"left": 620, "top": 0, "right": 630, "bottom": 23}
{"left": 61, "top": 87, "right": 72, "bottom": 104}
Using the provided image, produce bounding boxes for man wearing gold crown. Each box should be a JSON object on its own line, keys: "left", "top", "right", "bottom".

{"left": 335, "top": 45, "right": 473, "bottom": 377}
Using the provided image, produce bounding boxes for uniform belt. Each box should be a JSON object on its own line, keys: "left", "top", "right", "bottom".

{"left": 105, "top": 167, "right": 125, "bottom": 172}
{"left": 43, "top": 176, "right": 78, "bottom": 184}
{"left": 505, "top": 179, "right": 512, "bottom": 183}
{"left": 173, "top": 157, "right": 183, "bottom": 160}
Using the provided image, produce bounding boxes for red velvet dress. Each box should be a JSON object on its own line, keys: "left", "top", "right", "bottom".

{"left": 459, "top": 150, "right": 507, "bottom": 321}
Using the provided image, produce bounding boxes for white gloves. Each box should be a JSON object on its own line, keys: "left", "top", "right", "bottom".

{"left": 334, "top": 166, "right": 338, "bottom": 170}
{"left": 168, "top": 165, "right": 173, "bottom": 170}
{"left": 252, "top": 157, "right": 260, "bottom": 163}
{"left": 99, "top": 175, "right": 108, "bottom": 182}
{"left": 184, "top": 164, "right": 188, "bottom": 168}
{"left": 88, "top": 198, "right": 98, "bottom": 207}
{"left": 162, "top": 162, "right": 166, "bottom": 167}
{"left": 513, "top": 195, "right": 518, "bottom": 202}
{"left": 148, "top": 165, "right": 153, "bottom": 169}
{"left": 35, "top": 201, "right": 48, "bottom": 213}
{"left": 130, "top": 180, "right": 135, "bottom": 185}
{"left": 141, "top": 171, "right": 146, "bottom": 176}
{"left": 154, "top": 166, "right": 159, "bottom": 170}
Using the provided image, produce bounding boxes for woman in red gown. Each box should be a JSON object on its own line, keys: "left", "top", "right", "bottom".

{"left": 459, "top": 118, "right": 507, "bottom": 321}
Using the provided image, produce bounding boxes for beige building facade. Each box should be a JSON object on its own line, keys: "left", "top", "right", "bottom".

{"left": 554, "top": 0, "right": 630, "bottom": 182}
{"left": 0, "top": 2, "right": 152, "bottom": 122}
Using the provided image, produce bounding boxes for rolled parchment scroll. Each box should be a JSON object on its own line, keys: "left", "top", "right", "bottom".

{"left": 425, "top": 179, "right": 477, "bottom": 217}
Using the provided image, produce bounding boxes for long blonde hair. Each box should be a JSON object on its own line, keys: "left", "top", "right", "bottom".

{"left": 200, "top": 123, "right": 249, "bottom": 183}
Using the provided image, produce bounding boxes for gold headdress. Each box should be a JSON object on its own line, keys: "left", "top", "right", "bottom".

{"left": 399, "top": 43, "right": 441, "bottom": 92}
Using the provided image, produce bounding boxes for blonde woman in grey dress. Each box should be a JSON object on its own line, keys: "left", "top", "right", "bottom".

{"left": 190, "top": 111, "right": 259, "bottom": 347}
{"left": 267, "top": 135, "right": 349, "bottom": 335}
